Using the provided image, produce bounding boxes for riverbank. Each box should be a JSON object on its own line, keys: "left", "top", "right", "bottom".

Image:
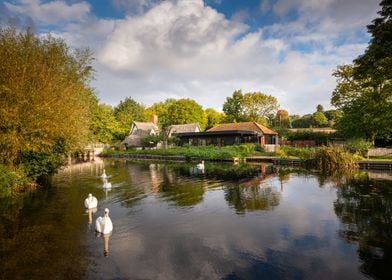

{"left": 101, "top": 150, "right": 392, "bottom": 171}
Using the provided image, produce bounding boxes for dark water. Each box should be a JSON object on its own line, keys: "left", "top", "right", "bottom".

{"left": 1, "top": 159, "right": 392, "bottom": 280}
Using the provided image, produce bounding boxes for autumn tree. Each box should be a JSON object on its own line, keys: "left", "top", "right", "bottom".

{"left": 0, "top": 28, "right": 95, "bottom": 177}
{"left": 275, "top": 109, "right": 291, "bottom": 128}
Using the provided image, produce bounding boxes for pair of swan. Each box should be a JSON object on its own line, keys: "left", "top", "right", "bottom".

{"left": 101, "top": 169, "right": 112, "bottom": 189}
{"left": 84, "top": 193, "right": 113, "bottom": 234}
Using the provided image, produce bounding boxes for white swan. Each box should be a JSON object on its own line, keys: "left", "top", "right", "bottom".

{"left": 101, "top": 169, "right": 108, "bottom": 179}
{"left": 103, "top": 180, "right": 112, "bottom": 189}
{"left": 196, "top": 160, "right": 205, "bottom": 170}
{"left": 84, "top": 193, "right": 98, "bottom": 209}
{"left": 95, "top": 208, "right": 113, "bottom": 234}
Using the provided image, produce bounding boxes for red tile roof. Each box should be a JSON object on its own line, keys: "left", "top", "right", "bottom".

{"left": 207, "top": 122, "right": 278, "bottom": 135}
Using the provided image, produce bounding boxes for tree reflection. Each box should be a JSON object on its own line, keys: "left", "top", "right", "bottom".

{"left": 334, "top": 175, "right": 392, "bottom": 280}
{"left": 159, "top": 165, "right": 206, "bottom": 207}
{"left": 224, "top": 184, "right": 281, "bottom": 214}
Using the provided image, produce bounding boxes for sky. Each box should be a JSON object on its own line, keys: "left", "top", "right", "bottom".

{"left": 0, "top": 0, "right": 381, "bottom": 115}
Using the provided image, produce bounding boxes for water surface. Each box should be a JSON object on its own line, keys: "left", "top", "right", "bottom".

{"left": 1, "top": 159, "right": 391, "bottom": 280}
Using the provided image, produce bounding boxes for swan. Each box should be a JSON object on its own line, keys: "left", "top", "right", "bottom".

{"left": 101, "top": 169, "right": 108, "bottom": 179}
{"left": 196, "top": 160, "right": 205, "bottom": 170}
{"left": 84, "top": 193, "right": 98, "bottom": 209}
{"left": 103, "top": 180, "right": 112, "bottom": 189}
{"left": 95, "top": 208, "right": 113, "bottom": 234}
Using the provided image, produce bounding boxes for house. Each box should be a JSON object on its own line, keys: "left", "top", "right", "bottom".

{"left": 122, "top": 117, "right": 159, "bottom": 148}
{"left": 174, "top": 121, "right": 279, "bottom": 152}
{"left": 166, "top": 123, "right": 201, "bottom": 138}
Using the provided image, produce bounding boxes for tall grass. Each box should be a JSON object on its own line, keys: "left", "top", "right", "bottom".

{"left": 278, "top": 145, "right": 358, "bottom": 174}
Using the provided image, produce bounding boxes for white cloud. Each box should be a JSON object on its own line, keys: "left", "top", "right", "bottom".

{"left": 4, "top": 0, "right": 90, "bottom": 24}
{"left": 0, "top": 0, "right": 382, "bottom": 115}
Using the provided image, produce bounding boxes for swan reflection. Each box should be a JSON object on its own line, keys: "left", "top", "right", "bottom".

{"left": 86, "top": 207, "right": 98, "bottom": 226}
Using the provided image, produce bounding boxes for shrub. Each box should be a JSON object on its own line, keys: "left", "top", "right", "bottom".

{"left": 305, "top": 145, "right": 357, "bottom": 173}
{"left": 0, "top": 165, "right": 29, "bottom": 197}
{"left": 345, "top": 138, "right": 373, "bottom": 157}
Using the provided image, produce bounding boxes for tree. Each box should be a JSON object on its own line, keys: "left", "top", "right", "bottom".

{"left": 166, "top": 99, "right": 206, "bottom": 129}
{"left": 222, "top": 90, "right": 244, "bottom": 122}
{"left": 222, "top": 90, "right": 278, "bottom": 125}
{"left": 242, "top": 92, "right": 278, "bottom": 125}
{"left": 0, "top": 28, "right": 95, "bottom": 169}
{"left": 291, "top": 114, "right": 313, "bottom": 128}
{"left": 275, "top": 109, "right": 291, "bottom": 128}
{"left": 204, "top": 108, "right": 225, "bottom": 130}
{"left": 90, "top": 102, "right": 121, "bottom": 143}
{"left": 316, "top": 104, "right": 324, "bottom": 112}
{"left": 113, "top": 97, "right": 146, "bottom": 140}
{"left": 313, "top": 111, "right": 328, "bottom": 127}
{"left": 145, "top": 98, "right": 176, "bottom": 129}
{"left": 331, "top": 1, "right": 392, "bottom": 143}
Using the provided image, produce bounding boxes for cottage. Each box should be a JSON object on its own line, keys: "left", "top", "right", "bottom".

{"left": 122, "top": 119, "right": 159, "bottom": 148}
{"left": 174, "top": 122, "right": 279, "bottom": 152}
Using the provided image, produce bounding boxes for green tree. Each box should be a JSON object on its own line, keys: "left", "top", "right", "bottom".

{"left": 331, "top": 1, "right": 392, "bottom": 143}
{"left": 313, "top": 111, "right": 328, "bottom": 127}
{"left": 90, "top": 102, "right": 121, "bottom": 143}
{"left": 291, "top": 114, "right": 313, "bottom": 128}
{"left": 0, "top": 28, "right": 95, "bottom": 171}
{"left": 145, "top": 99, "right": 176, "bottom": 129}
{"left": 316, "top": 104, "right": 324, "bottom": 112}
{"left": 222, "top": 90, "right": 244, "bottom": 122}
{"left": 114, "top": 97, "right": 146, "bottom": 140}
{"left": 242, "top": 92, "right": 278, "bottom": 125}
{"left": 166, "top": 99, "right": 206, "bottom": 129}
{"left": 324, "top": 109, "right": 342, "bottom": 127}
{"left": 204, "top": 108, "right": 225, "bottom": 129}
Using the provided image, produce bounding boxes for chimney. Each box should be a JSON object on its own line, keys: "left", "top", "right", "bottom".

{"left": 150, "top": 114, "right": 158, "bottom": 125}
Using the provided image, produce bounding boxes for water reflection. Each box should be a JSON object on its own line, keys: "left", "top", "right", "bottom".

{"left": 3, "top": 159, "right": 392, "bottom": 280}
{"left": 95, "top": 232, "right": 111, "bottom": 257}
{"left": 334, "top": 173, "right": 392, "bottom": 280}
{"left": 86, "top": 207, "right": 97, "bottom": 226}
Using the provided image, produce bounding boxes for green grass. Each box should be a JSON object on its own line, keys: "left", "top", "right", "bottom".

{"left": 102, "top": 144, "right": 265, "bottom": 160}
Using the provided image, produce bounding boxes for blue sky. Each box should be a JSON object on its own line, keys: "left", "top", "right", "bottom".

{"left": 0, "top": 0, "right": 381, "bottom": 115}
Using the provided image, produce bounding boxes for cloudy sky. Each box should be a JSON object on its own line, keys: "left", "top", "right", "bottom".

{"left": 0, "top": 0, "right": 381, "bottom": 114}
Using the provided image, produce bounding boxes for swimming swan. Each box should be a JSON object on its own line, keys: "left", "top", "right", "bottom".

{"left": 196, "top": 160, "right": 205, "bottom": 170}
{"left": 84, "top": 193, "right": 98, "bottom": 209}
{"left": 101, "top": 169, "right": 108, "bottom": 179}
{"left": 95, "top": 208, "right": 113, "bottom": 234}
{"left": 103, "top": 180, "right": 112, "bottom": 189}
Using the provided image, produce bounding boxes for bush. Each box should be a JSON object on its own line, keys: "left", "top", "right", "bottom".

{"left": 305, "top": 145, "right": 357, "bottom": 173}
{"left": 345, "top": 138, "right": 373, "bottom": 157}
{"left": 0, "top": 165, "right": 29, "bottom": 197}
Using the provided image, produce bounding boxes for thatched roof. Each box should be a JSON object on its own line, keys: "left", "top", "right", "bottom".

{"left": 122, "top": 121, "right": 159, "bottom": 147}
{"left": 207, "top": 122, "right": 277, "bottom": 135}
{"left": 167, "top": 123, "right": 200, "bottom": 137}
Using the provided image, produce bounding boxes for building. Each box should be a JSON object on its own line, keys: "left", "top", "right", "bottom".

{"left": 122, "top": 116, "right": 159, "bottom": 148}
{"left": 174, "top": 121, "right": 279, "bottom": 151}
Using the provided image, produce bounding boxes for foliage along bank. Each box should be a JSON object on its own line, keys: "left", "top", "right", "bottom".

{"left": 0, "top": 28, "right": 95, "bottom": 196}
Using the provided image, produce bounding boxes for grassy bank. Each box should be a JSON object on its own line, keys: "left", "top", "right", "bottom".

{"left": 102, "top": 144, "right": 264, "bottom": 160}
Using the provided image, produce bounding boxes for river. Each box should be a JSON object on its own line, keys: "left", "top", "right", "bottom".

{"left": 1, "top": 158, "right": 391, "bottom": 280}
